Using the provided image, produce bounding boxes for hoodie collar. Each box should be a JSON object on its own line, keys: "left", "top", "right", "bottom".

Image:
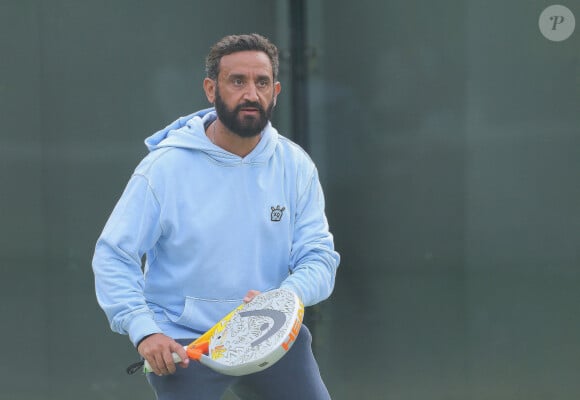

{"left": 144, "top": 108, "right": 278, "bottom": 165}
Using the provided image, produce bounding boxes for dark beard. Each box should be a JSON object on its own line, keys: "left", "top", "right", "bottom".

{"left": 214, "top": 88, "right": 274, "bottom": 138}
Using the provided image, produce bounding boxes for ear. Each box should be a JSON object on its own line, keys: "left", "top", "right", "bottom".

{"left": 273, "top": 81, "right": 281, "bottom": 106}
{"left": 203, "top": 78, "right": 216, "bottom": 104}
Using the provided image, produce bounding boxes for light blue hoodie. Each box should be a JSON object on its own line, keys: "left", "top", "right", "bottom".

{"left": 92, "top": 109, "right": 339, "bottom": 347}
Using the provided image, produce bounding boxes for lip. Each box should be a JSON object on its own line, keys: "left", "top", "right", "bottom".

{"left": 239, "top": 108, "right": 260, "bottom": 115}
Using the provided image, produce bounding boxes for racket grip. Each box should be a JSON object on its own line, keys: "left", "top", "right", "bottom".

{"left": 143, "top": 348, "right": 185, "bottom": 373}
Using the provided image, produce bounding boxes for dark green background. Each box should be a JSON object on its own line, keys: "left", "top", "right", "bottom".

{"left": 1, "top": 1, "right": 578, "bottom": 399}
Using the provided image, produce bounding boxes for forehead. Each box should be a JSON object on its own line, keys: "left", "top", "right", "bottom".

{"left": 219, "top": 51, "right": 273, "bottom": 78}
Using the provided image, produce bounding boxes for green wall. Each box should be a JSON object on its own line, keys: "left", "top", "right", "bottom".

{"left": 1, "top": 1, "right": 579, "bottom": 399}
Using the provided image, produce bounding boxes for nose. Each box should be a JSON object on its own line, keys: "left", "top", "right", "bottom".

{"left": 243, "top": 83, "right": 259, "bottom": 102}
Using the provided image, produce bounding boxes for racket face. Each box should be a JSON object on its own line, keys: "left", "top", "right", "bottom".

{"left": 207, "top": 288, "right": 304, "bottom": 375}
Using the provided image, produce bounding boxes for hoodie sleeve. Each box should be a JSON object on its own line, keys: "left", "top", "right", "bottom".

{"left": 92, "top": 173, "right": 164, "bottom": 347}
{"left": 280, "top": 166, "right": 340, "bottom": 306}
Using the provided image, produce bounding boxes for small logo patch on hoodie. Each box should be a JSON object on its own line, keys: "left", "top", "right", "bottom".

{"left": 270, "top": 205, "right": 286, "bottom": 222}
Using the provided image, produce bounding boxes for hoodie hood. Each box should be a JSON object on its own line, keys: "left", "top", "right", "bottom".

{"left": 144, "top": 108, "right": 279, "bottom": 165}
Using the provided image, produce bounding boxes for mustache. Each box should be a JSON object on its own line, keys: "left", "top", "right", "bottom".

{"left": 235, "top": 102, "right": 265, "bottom": 114}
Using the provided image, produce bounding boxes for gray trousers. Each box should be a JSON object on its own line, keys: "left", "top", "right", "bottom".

{"left": 146, "top": 325, "right": 331, "bottom": 400}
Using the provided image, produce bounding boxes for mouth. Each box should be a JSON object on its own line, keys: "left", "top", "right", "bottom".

{"left": 237, "top": 103, "right": 262, "bottom": 114}
{"left": 238, "top": 108, "right": 261, "bottom": 120}
{"left": 239, "top": 107, "right": 259, "bottom": 113}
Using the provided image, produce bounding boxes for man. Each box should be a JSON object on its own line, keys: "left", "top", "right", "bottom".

{"left": 92, "top": 33, "right": 339, "bottom": 400}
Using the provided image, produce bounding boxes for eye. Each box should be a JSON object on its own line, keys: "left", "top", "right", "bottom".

{"left": 257, "top": 79, "right": 270, "bottom": 88}
{"left": 233, "top": 78, "right": 244, "bottom": 86}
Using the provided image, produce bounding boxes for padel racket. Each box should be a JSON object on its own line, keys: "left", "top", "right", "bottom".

{"left": 127, "top": 288, "right": 304, "bottom": 376}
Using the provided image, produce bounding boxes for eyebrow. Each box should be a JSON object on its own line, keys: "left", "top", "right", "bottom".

{"left": 228, "top": 73, "right": 272, "bottom": 82}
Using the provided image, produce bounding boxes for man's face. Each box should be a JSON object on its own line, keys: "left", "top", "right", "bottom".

{"left": 214, "top": 82, "right": 274, "bottom": 138}
{"left": 207, "top": 51, "right": 281, "bottom": 138}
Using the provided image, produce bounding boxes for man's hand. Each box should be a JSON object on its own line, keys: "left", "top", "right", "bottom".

{"left": 137, "top": 333, "right": 189, "bottom": 376}
{"left": 138, "top": 291, "right": 260, "bottom": 375}
{"left": 243, "top": 289, "right": 261, "bottom": 303}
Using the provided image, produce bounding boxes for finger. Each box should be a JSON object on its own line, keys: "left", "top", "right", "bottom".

{"left": 172, "top": 345, "right": 189, "bottom": 368}
{"left": 147, "top": 355, "right": 164, "bottom": 376}
{"left": 159, "top": 350, "right": 177, "bottom": 374}
{"left": 146, "top": 349, "right": 171, "bottom": 376}
{"left": 243, "top": 289, "right": 261, "bottom": 303}
{"left": 150, "top": 355, "right": 162, "bottom": 376}
{"left": 141, "top": 352, "right": 163, "bottom": 375}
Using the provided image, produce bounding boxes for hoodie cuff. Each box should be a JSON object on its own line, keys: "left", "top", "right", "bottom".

{"left": 127, "top": 313, "right": 163, "bottom": 348}
{"left": 279, "top": 282, "right": 304, "bottom": 305}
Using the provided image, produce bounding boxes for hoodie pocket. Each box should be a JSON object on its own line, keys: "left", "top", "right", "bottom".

{"left": 167, "top": 296, "right": 243, "bottom": 332}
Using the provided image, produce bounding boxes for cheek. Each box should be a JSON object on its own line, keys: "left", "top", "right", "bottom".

{"left": 259, "top": 91, "right": 275, "bottom": 105}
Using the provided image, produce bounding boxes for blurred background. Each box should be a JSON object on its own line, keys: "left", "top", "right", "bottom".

{"left": 1, "top": 1, "right": 579, "bottom": 399}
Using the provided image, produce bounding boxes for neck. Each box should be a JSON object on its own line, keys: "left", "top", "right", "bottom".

{"left": 208, "top": 119, "right": 262, "bottom": 158}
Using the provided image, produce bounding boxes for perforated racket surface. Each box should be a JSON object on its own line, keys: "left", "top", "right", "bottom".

{"left": 134, "top": 288, "right": 304, "bottom": 376}
{"left": 202, "top": 288, "right": 304, "bottom": 375}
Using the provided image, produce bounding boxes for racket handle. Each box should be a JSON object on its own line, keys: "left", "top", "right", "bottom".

{"left": 143, "top": 348, "right": 185, "bottom": 373}
{"left": 141, "top": 339, "right": 210, "bottom": 373}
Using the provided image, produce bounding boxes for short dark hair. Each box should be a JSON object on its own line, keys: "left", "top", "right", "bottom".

{"left": 205, "top": 33, "right": 279, "bottom": 81}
